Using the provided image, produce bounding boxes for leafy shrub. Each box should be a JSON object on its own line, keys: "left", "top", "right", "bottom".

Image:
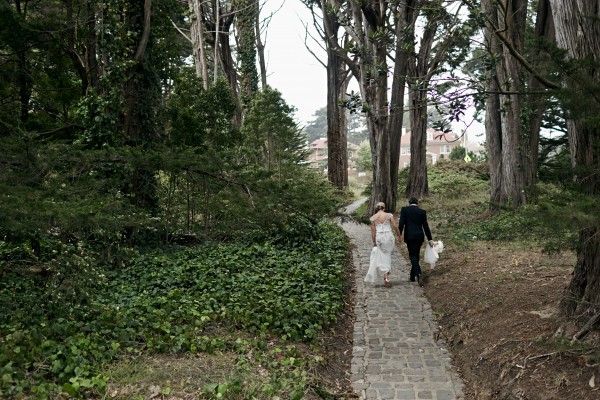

{"left": 451, "top": 209, "right": 533, "bottom": 241}
{"left": 428, "top": 163, "right": 488, "bottom": 200}
{"left": 0, "top": 220, "right": 348, "bottom": 398}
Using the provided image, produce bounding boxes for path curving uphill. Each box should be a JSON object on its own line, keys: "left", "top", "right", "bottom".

{"left": 339, "top": 203, "right": 464, "bottom": 400}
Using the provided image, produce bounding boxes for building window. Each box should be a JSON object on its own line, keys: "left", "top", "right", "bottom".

{"left": 401, "top": 147, "right": 410, "bottom": 155}
{"left": 427, "top": 132, "right": 433, "bottom": 141}
{"left": 440, "top": 145, "right": 451, "bottom": 154}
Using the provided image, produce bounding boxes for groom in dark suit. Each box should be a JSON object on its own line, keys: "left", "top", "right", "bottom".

{"left": 398, "top": 197, "right": 434, "bottom": 286}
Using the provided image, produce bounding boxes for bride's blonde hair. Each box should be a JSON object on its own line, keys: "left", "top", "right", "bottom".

{"left": 375, "top": 202, "right": 385, "bottom": 211}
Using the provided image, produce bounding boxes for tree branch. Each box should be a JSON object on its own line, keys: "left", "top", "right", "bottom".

{"left": 134, "top": 0, "right": 152, "bottom": 62}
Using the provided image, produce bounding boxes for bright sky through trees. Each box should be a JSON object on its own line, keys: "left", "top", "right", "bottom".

{"left": 263, "top": 0, "right": 485, "bottom": 144}
{"left": 263, "top": 0, "right": 327, "bottom": 125}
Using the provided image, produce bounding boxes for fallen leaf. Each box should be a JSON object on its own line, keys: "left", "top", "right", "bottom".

{"left": 589, "top": 375, "right": 595, "bottom": 388}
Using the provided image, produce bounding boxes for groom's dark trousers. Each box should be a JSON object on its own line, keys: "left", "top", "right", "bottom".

{"left": 398, "top": 204, "right": 432, "bottom": 280}
{"left": 405, "top": 239, "right": 423, "bottom": 280}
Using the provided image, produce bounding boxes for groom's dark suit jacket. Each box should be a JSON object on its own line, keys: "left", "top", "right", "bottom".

{"left": 398, "top": 205, "right": 432, "bottom": 243}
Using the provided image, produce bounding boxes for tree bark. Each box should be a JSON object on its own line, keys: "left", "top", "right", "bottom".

{"left": 189, "top": 0, "right": 209, "bottom": 88}
{"left": 14, "top": 0, "right": 31, "bottom": 123}
{"left": 406, "top": 1, "right": 435, "bottom": 199}
{"left": 255, "top": 5, "right": 267, "bottom": 88}
{"left": 550, "top": 0, "right": 600, "bottom": 320}
{"left": 523, "top": 0, "right": 555, "bottom": 189}
{"left": 121, "top": 0, "right": 160, "bottom": 211}
{"left": 482, "top": 0, "right": 528, "bottom": 208}
{"left": 497, "top": 0, "right": 527, "bottom": 206}
{"left": 388, "top": 0, "right": 416, "bottom": 208}
{"left": 482, "top": 0, "right": 504, "bottom": 207}
{"left": 322, "top": 0, "right": 348, "bottom": 190}
{"left": 236, "top": 0, "right": 259, "bottom": 108}
{"left": 85, "top": 0, "right": 100, "bottom": 90}
{"left": 351, "top": 0, "right": 393, "bottom": 215}
{"left": 201, "top": 0, "right": 242, "bottom": 127}
{"left": 406, "top": 82, "right": 429, "bottom": 198}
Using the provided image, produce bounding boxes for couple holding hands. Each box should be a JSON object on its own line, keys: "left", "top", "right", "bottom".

{"left": 365, "top": 197, "right": 434, "bottom": 288}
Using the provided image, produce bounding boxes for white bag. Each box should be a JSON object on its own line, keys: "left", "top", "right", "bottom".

{"left": 424, "top": 242, "right": 440, "bottom": 268}
{"left": 423, "top": 244, "right": 440, "bottom": 269}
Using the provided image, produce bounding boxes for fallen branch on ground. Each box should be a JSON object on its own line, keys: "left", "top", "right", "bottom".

{"left": 571, "top": 311, "right": 600, "bottom": 343}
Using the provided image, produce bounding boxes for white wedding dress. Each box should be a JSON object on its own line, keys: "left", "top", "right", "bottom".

{"left": 364, "top": 213, "right": 395, "bottom": 284}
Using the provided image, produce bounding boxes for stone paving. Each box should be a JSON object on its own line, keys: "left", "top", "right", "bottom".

{"left": 339, "top": 199, "right": 464, "bottom": 400}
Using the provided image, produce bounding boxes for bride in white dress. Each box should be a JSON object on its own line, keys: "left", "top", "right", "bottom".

{"left": 365, "top": 202, "right": 403, "bottom": 287}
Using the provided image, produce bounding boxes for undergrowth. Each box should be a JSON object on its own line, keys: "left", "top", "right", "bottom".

{"left": 0, "top": 219, "right": 348, "bottom": 399}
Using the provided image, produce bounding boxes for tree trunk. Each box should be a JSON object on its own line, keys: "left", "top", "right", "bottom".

{"left": 483, "top": 0, "right": 504, "bottom": 208}
{"left": 255, "top": 6, "right": 267, "bottom": 88}
{"left": 120, "top": 0, "right": 160, "bottom": 211}
{"left": 406, "top": 81, "right": 429, "bottom": 198}
{"left": 201, "top": 1, "right": 242, "bottom": 127}
{"left": 497, "top": 0, "right": 527, "bottom": 206}
{"left": 189, "top": 0, "right": 209, "bottom": 88}
{"left": 388, "top": 0, "right": 415, "bottom": 210}
{"left": 523, "top": 0, "right": 555, "bottom": 189}
{"left": 85, "top": 0, "right": 100, "bottom": 91}
{"left": 550, "top": 0, "right": 600, "bottom": 319}
{"left": 322, "top": 0, "right": 348, "bottom": 190}
{"left": 405, "top": 1, "right": 436, "bottom": 200}
{"left": 482, "top": 0, "right": 528, "bottom": 208}
{"left": 369, "top": 38, "right": 392, "bottom": 214}
{"left": 236, "top": 0, "right": 259, "bottom": 108}
{"left": 351, "top": 1, "right": 393, "bottom": 215}
{"left": 14, "top": 1, "right": 31, "bottom": 124}
{"left": 218, "top": 27, "right": 243, "bottom": 127}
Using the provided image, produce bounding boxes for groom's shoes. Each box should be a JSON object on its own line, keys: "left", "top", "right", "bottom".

{"left": 409, "top": 275, "right": 415, "bottom": 282}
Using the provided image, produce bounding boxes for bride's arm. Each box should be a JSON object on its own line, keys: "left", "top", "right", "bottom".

{"left": 390, "top": 215, "right": 403, "bottom": 242}
{"left": 371, "top": 222, "right": 377, "bottom": 246}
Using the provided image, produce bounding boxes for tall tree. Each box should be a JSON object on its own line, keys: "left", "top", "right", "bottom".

{"left": 338, "top": 0, "right": 416, "bottom": 214}
{"left": 549, "top": 0, "right": 600, "bottom": 321}
{"left": 200, "top": 0, "right": 243, "bottom": 126}
{"left": 321, "top": 0, "right": 349, "bottom": 190}
{"left": 189, "top": 0, "right": 210, "bottom": 88}
{"left": 389, "top": 0, "right": 417, "bottom": 203}
{"left": 482, "top": 0, "right": 505, "bottom": 207}
{"left": 405, "top": 1, "right": 473, "bottom": 199}
{"left": 242, "top": 87, "right": 308, "bottom": 173}
{"left": 523, "top": 0, "right": 555, "bottom": 188}
{"left": 481, "top": 0, "right": 528, "bottom": 208}
{"left": 236, "top": 0, "right": 260, "bottom": 108}
{"left": 119, "top": 0, "right": 162, "bottom": 210}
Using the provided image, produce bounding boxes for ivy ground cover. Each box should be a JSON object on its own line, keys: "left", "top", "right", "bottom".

{"left": 0, "top": 220, "right": 349, "bottom": 399}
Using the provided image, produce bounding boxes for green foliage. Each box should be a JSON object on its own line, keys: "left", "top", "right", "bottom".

{"left": 236, "top": 0, "right": 260, "bottom": 107}
{"left": 428, "top": 160, "right": 488, "bottom": 199}
{"left": 451, "top": 207, "right": 535, "bottom": 241}
{"left": 242, "top": 86, "right": 307, "bottom": 168}
{"left": 449, "top": 145, "right": 482, "bottom": 163}
{"left": 424, "top": 162, "right": 593, "bottom": 254}
{"left": 0, "top": 219, "right": 348, "bottom": 398}
{"left": 165, "top": 73, "right": 239, "bottom": 148}
{"left": 356, "top": 140, "right": 372, "bottom": 172}
{"left": 303, "top": 107, "right": 327, "bottom": 143}
{"left": 303, "top": 106, "right": 369, "bottom": 144}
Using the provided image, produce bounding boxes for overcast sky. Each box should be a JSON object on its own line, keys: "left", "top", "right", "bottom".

{"left": 262, "top": 0, "right": 326, "bottom": 125}
{"left": 260, "top": 0, "right": 485, "bottom": 144}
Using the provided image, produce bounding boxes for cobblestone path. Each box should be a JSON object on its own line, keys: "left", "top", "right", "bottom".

{"left": 339, "top": 199, "right": 464, "bottom": 400}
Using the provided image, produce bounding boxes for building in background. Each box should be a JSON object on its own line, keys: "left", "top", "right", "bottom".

{"left": 307, "top": 128, "right": 463, "bottom": 175}
{"left": 307, "top": 138, "right": 360, "bottom": 175}
{"left": 399, "top": 128, "right": 461, "bottom": 168}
